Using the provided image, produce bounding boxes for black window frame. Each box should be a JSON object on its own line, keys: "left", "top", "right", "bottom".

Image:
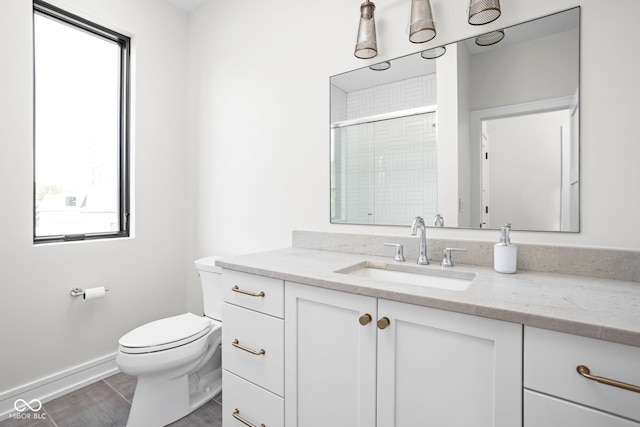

{"left": 33, "top": 0, "right": 131, "bottom": 244}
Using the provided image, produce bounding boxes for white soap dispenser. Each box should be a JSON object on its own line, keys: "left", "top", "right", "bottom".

{"left": 494, "top": 223, "right": 517, "bottom": 274}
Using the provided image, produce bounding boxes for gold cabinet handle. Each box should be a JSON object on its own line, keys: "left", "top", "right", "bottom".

{"left": 232, "top": 339, "right": 266, "bottom": 356}
{"left": 359, "top": 313, "right": 372, "bottom": 325}
{"left": 577, "top": 365, "right": 640, "bottom": 394}
{"left": 232, "top": 285, "right": 265, "bottom": 297}
{"left": 377, "top": 317, "right": 391, "bottom": 330}
{"left": 232, "top": 408, "right": 266, "bottom": 427}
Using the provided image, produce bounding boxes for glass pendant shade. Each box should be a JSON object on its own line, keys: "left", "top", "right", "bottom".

{"left": 475, "top": 30, "right": 504, "bottom": 46}
{"left": 421, "top": 46, "right": 446, "bottom": 59}
{"left": 355, "top": 1, "right": 378, "bottom": 59}
{"left": 409, "top": 0, "right": 436, "bottom": 43}
{"left": 369, "top": 61, "right": 391, "bottom": 71}
{"left": 468, "top": 0, "right": 501, "bottom": 25}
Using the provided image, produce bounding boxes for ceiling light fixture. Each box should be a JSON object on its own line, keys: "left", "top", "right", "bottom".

{"left": 409, "top": 0, "right": 436, "bottom": 43}
{"left": 355, "top": 1, "right": 378, "bottom": 59}
{"left": 468, "top": 0, "right": 501, "bottom": 25}
{"left": 421, "top": 46, "right": 446, "bottom": 59}
{"left": 475, "top": 29, "right": 505, "bottom": 46}
{"left": 369, "top": 61, "right": 391, "bottom": 71}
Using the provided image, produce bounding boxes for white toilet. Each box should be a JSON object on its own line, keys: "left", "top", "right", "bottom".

{"left": 117, "top": 256, "right": 223, "bottom": 427}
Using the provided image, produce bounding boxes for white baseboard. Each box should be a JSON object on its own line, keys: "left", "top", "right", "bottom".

{"left": 0, "top": 353, "right": 119, "bottom": 421}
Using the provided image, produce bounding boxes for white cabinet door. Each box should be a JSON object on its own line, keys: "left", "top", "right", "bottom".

{"left": 285, "top": 281, "right": 377, "bottom": 427}
{"left": 377, "top": 299, "right": 522, "bottom": 427}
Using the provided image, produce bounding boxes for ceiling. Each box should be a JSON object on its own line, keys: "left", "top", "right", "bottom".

{"left": 163, "top": 0, "right": 209, "bottom": 12}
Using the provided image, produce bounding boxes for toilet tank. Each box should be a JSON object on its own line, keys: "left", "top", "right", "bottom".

{"left": 194, "top": 256, "right": 224, "bottom": 321}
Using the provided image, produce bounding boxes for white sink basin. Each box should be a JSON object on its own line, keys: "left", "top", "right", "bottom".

{"left": 335, "top": 261, "right": 475, "bottom": 291}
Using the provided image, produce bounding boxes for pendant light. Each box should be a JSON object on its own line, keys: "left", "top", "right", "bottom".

{"left": 475, "top": 29, "right": 504, "bottom": 46}
{"left": 421, "top": 46, "right": 446, "bottom": 59}
{"left": 369, "top": 61, "right": 391, "bottom": 71}
{"left": 468, "top": 0, "right": 501, "bottom": 26}
{"left": 355, "top": 1, "right": 378, "bottom": 59}
{"left": 409, "top": 0, "right": 436, "bottom": 43}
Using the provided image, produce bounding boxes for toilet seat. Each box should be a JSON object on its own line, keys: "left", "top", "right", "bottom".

{"left": 119, "top": 313, "right": 215, "bottom": 354}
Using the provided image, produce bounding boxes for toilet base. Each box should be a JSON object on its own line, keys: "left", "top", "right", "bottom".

{"left": 126, "top": 367, "right": 222, "bottom": 427}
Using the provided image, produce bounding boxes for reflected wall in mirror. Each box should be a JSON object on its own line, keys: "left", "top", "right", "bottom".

{"left": 330, "top": 8, "right": 580, "bottom": 232}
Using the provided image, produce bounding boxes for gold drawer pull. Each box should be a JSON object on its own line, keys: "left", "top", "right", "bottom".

{"left": 232, "top": 285, "right": 265, "bottom": 297}
{"left": 577, "top": 365, "right": 640, "bottom": 393}
{"left": 232, "top": 408, "right": 266, "bottom": 427}
{"left": 232, "top": 339, "right": 266, "bottom": 356}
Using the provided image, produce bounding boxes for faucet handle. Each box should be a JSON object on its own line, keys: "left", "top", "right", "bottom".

{"left": 383, "top": 243, "right": 405, "bottom": 262}
{"left": 442, "top": 247, "right": 467, "bottom": 268}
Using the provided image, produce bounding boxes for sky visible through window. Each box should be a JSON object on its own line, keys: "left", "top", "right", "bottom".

{"left": 34, "top": 13, "right": 121, "bottom": 237}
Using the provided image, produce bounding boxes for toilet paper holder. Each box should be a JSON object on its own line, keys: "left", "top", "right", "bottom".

{"left": 70, "top": 287, "right": 110, "bottom": 297}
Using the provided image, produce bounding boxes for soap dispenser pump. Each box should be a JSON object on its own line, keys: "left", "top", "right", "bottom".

{"left": 494, "top": 223, "right": 517, "bottom": 274}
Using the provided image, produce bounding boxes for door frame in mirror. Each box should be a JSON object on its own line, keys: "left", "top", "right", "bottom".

{"left": 469, "top": 95, "right": 579, "bottom": 232}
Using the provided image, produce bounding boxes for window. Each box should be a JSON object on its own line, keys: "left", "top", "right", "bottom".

{"left": 33, "top": 1, "right": 130, "bottom": 243}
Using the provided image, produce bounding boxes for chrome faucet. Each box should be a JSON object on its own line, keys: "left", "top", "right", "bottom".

{"left": 410, "top": 216, "right": 429, "bottom": 265}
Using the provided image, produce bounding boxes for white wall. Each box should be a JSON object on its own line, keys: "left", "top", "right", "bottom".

{"left": 456, "top": 44, "right": 472, "bottom": 228}
{"left": 0, "top": 0, "right": 189, "bottom": 393}
{"left": 436, "top": 43, "right": 462, "bottom": 227}
{"left": 186, "top": 0, "right": 640, "bottom": 310}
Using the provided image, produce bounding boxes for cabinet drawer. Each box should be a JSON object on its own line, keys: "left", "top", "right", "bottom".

{"left": 524, "top": 327, "right": 640, "bottom": 421}
{"left": 222, "top": 269, "right": 284, "bottom": 318}
{"left": 525, "top": 390, "right": 640, "bottom": 427}
{"left": 223, "top": 369, "right": 284, "bottom": 427}
{"left": 223, "top": 302, "right": 284, "bottom": 396}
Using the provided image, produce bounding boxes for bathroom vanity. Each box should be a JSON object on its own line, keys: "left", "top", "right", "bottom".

{"left": 217, "top": 246, "right": 640, "bottom": 427}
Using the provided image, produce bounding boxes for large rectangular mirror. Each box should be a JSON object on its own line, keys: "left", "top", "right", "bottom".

{"left": 330, "top": 8, "right": 580, "bottom": 232}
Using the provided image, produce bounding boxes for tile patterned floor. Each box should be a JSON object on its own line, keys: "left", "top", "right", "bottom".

{"left": 0, "top": 373, "right": 222, "bottom": 427}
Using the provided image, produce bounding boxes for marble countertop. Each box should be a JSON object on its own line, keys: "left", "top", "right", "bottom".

{"left": 216, "top": 247, "right": 640, "bottom": 347}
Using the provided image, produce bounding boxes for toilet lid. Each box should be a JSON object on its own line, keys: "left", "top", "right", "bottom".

{"left": 119, "top": 313, "right": 213, "bottom": 353}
